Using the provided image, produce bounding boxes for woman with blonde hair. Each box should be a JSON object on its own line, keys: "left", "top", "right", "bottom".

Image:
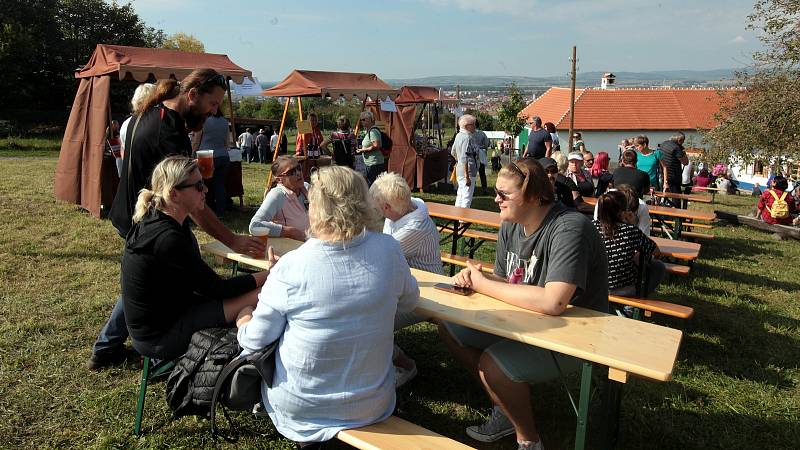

{"left": 121, "top": 156, "right": 270, "bottom": 361}
{"left": 237, "top": 166, "right": 419, "bottom": 448}
{"left": 117, "top": 83, "right": 155, "bottom": 175}
{"left": 249, "top": 155, "right": 309, "bottom": 241}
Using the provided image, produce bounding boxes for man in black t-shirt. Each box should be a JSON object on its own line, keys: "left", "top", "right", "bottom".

{"left": 89, "top": 69, "right": 266, "bottom": 370}
{"left": 612, "top": 149, "right": 650, "bottom": 197}
{"left": 524, "top": 116, "right": 552, "bottom": 159}
{"left": 659, "top": 131, "right": 689, "bottom": 193}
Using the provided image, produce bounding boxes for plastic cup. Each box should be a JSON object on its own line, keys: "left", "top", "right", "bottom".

{"left": 196, "top": 150, "right": 214, "bottom": 178}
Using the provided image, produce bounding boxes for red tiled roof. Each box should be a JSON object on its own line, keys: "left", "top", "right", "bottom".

{"left": 519, "top": 87, "right": 737, "bottom": 130}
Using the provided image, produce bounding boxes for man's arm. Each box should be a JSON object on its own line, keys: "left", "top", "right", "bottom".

{"left": 660, "top": 159, "right": 669, "bottom": 191}
{"left": 191, "top": 207, "right": 265, "bottom": 256}
{"left": 456, "top": 261, "right": 574, "bottom": 315}
{"left": 545, "top": 140, "right": 552, "bottom": 158}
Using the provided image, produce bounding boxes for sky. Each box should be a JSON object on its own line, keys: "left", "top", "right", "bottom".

{"left": 127, "top": 0, "right": 765, "bottom": 82}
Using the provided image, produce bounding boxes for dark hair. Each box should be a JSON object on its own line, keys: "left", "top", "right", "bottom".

{"left": 497, "top": 158, "right": 554, "bottom": 205}
{"left": 622, "top": 149, "right": 638, "bottom": 165}
{"left": 634, "top": 135, "right": 649, "bottom": 146}
{"left": 544, "top": 122, "right": 556, "bottom": 133}
{"left": 270, "top": 155, "right": 298, "bottom": 188}
{"left": 140, "top": 68, "right": 226, "bottom": 114}
{"left": 596, "top": 190, "right": 628, "bottom": 239}
{"left": 773, "top": 175, "right": 789, "bottom": 191}
{"left": 616, "top": 185, "right": 640, "bottom": 213}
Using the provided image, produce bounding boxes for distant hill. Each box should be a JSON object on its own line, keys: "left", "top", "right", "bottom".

{"left": 385, "top": 69, "right": 738, "bottom": 89}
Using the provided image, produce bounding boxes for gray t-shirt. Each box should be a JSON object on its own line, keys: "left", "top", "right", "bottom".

{"left": 494, "top": 203, "right": 609, "bottom": 313}
{"left": 199, "top": 115, "right": 230, "bottom": 158}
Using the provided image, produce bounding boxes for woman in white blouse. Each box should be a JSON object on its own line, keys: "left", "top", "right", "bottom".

{"left": 249, "top": 156, "right": 309, "bottom": 241}
{"left": 236, "top": 166, "right": 419, "bottom": 448}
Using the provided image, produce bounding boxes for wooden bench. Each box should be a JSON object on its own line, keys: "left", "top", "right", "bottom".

{"left": 662, "top": 262, "right": 691, "bottom": 276}
{"left": 653, "top": 220, "right": 713, "bottom": 230}
{"left": 440, "top": 252, "right": 494, "bottom": 273}
{"left": 608, "top": 295, "right": 695, "bottom": 319}
{"left": 438, "top": 227, "right": 498, "bottom": 242}
{"left": 337, "top": 416, "right": 476, "bottom": 450}
{"left": 652, "top": 227, "right": 715, "bottom": 241}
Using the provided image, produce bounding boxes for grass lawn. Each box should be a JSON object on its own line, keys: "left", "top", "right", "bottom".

{"left": 1, "top": 148, "right": 799, "bottom": 449}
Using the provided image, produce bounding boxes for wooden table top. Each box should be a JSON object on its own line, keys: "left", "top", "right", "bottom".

{"left": 427, "top": 202, "right": 501, "bottom": 228}
{"left": 412, "top": 269, "right": 683, "bottom": 382}
{"left": 654, "top": 192, "right": 713, "bottom": 203}
{"left": 198, "top": 241, "right": 684, "bottom": 383}
{"left": 582, "top": 197, "right": 716, "bottom": 221}
{"left": 651, "top": 236, "right": 701, "bottom": 260}
{"left": 201, "top": 238, "right": 303, "bottom": 269}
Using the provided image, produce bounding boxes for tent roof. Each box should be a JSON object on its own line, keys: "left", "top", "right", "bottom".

{"left": 395, "top": 86, "right": 440, "bottom": 104}
{"left": 75, "top": 44, "right": 253, "bottom": 83}
{"left": 262, "top": 70, "right": 398, "bottom": 100}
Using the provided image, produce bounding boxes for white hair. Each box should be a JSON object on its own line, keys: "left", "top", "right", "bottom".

{"left": 369, "top": 172, "right": 412, "bottom": 214}
{"left": 458, "top": 114, "right": 476, "bottom": 130}
{"left": 130, "top": 83, "right": 156, "bottom": 115}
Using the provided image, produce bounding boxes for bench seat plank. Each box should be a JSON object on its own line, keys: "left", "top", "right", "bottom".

{"left": 440, "top": 253, "right": 494, "bottom": 273}
{"left": 609, "top": 295, "right": 695, "bottom": 319}
{"left": 337, "top": 416, "right": 476, "bottom": 450}
{"left": 438, "top": 227, "right": 498, "bottom": 242}
{"left": 663, "top": 263, "right": 691, "bottom": 276}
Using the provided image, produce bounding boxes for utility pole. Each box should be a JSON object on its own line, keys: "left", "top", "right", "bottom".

{"left": 568, "top": 46, "right": 577, "bottom": 152}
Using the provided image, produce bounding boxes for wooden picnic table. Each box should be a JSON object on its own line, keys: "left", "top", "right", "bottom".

{"left": 197, "top": 240, "right": 684, "bottom": 450}
{"left": 582, "top": 197, "right": 715, "bottom": 239}
{"left": 427, "top": 202, "right": 502, "bottom": 273}
{"left": 653, "top": 191, "right": 713, "bottom": 209}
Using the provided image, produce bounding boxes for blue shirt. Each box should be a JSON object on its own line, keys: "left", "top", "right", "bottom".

{"left": 237, "top": 231, "right": 419, "bottom": 442}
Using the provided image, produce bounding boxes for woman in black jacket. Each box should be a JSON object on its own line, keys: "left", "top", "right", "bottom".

{"left": 121, "top": 156, "right": 272, "bottom": 360}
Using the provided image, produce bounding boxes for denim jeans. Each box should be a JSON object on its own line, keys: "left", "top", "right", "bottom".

{"left": 92, "top": 297, "right": 128, "bottom": 354}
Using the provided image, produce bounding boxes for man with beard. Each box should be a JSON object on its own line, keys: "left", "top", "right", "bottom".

{"left": 89, "top": 68, "right": 265, "bottom": 370}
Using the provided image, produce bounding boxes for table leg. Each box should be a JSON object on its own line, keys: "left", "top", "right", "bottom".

{"left": 674, "top": 217, "right": 683, "bottom": 239}
{"left": 599, "top": 377, "right": 624, "bottom": 450}
{"left": 573, "top": 362, "right": 593, "bottom": 450}
{"left": 231, "top": 262, "right": 239, "bottom": 277}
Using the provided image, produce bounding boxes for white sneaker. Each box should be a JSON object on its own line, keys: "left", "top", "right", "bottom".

{"left": 465, "top": 406, "right": 515, "bottom": 442}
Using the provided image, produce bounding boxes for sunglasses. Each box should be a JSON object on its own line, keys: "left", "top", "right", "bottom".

{"left": 584, "top": 158, "right": 594, "bottom": 162}
{"left": 175, "top": 179, "right": 206, "bottom": 192}
{"left": 279, "top": 166, "right": 301, "bottom": 177}
{"left": 202, "top": 73, "right": 227, "bottom": 89}
{"left": 495, "top": 187, "right": 513, "bottom": 201}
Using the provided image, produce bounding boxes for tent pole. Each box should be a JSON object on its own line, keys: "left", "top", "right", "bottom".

{"left": 226, "top": 78, "right": 237, "bottom": 145}
{"left": 265, "top": 97, "right": 292, "bottom": 195}
{"left": 352, "top": 96, "right": 369, "bottom": 136}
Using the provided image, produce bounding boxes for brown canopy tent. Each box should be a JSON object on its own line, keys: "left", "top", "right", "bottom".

{"left": 368, "top": 86, "right": 449, "bottom": 190}
{"left": 54, "top": 44, "right": 253, "bottom": 218}
{"left": 260, "top": 70, "right": 399, "bottom": 187}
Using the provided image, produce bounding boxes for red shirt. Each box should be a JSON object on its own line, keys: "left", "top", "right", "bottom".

{"left": 758, "top": 188, "right": 796, "bottom": 224}
{"left": 295, "top": 127, "right": 323, "bottom": 156}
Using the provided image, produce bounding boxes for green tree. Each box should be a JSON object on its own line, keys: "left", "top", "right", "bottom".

{"left": 495, "top": 83, "right": 527, "bottom": 143}
{"left": 0, "top": 0, "right": 163, "bottom": 112}
{"left": 703, "top": 0, "right": 800, "bottom": 169}
{"left": 466, "top": 108, "right": 496, "bottom": 131}
{"left": 162, "top": 32, "right": 205, "bottom": 53}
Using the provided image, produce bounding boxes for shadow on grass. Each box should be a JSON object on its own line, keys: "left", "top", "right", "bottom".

{"left": 700, "top": 235, "right": 778, "bottom": 261}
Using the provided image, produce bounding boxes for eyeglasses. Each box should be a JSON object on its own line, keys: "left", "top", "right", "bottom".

{"left": 279, "top": 166, "right": 301, "bottom": 177}
{"left": 175, "top": 179, "right": 206, "bottom": 192}
{"left": 202, "top": 73, "right": 227, "bottom": 89}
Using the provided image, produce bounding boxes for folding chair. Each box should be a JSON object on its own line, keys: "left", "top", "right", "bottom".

{"left": 134, "top": 356, "right": 176, "bottom": 436}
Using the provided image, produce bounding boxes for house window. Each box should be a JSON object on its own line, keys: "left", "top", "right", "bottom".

{"left": 753, "top": 160, "right": 763, "bottom": 176}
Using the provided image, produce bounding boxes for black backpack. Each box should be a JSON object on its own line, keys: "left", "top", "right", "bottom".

{"left": 369, "top": 126, "right": 393, "bottom": 158}
{"left": 165, "top": 327, "right": 277, "bottom": 441}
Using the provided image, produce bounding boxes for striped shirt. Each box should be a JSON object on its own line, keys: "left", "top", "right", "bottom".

{"left": 592, "top": 220, "right": 656, "bottom": 290}
{"left": 383, "top": 198, "right": 444, "bottom": 274}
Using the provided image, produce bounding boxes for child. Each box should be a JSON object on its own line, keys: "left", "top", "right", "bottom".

{"left": 594, "top": 190, "right": 664, "bottom": 298}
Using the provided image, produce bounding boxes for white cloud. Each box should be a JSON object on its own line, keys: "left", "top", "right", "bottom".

{"left": 729, "top": 35, "right": 746, "bottom": 44}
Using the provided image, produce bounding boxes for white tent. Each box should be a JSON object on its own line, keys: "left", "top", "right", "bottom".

{"left": 230, "top": 76, "right": 264, "bottom": 97}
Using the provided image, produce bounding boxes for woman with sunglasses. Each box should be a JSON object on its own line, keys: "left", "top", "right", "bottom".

{"left": 249, "top": 156, "right": 310, "bottom": 242}
{"left": 438, "top": 158, "right": 608, "bottom": 450}
{"left": 121, "top": 156, "right": 271, "bottom": 361}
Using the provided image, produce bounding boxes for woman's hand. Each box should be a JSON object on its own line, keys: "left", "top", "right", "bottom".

{"left": 452, "top": 267, "right": 472, "bottom": 288}
{"left": 281, "top": 226, "right": 306, "bottom": 242}
{"left": 236, "top": 306, "right": 254, "bottom": 328}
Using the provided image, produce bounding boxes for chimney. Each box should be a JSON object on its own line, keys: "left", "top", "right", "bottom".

{"left": 601, "top": 72, "right": 616, "bottom": 90}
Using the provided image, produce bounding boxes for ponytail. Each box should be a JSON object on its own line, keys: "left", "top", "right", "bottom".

{"left": 132, "top": 188, "right": 165, "bottom": 223}
{"left": 139, "top": 79, "right": 180, "bottom": 114}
